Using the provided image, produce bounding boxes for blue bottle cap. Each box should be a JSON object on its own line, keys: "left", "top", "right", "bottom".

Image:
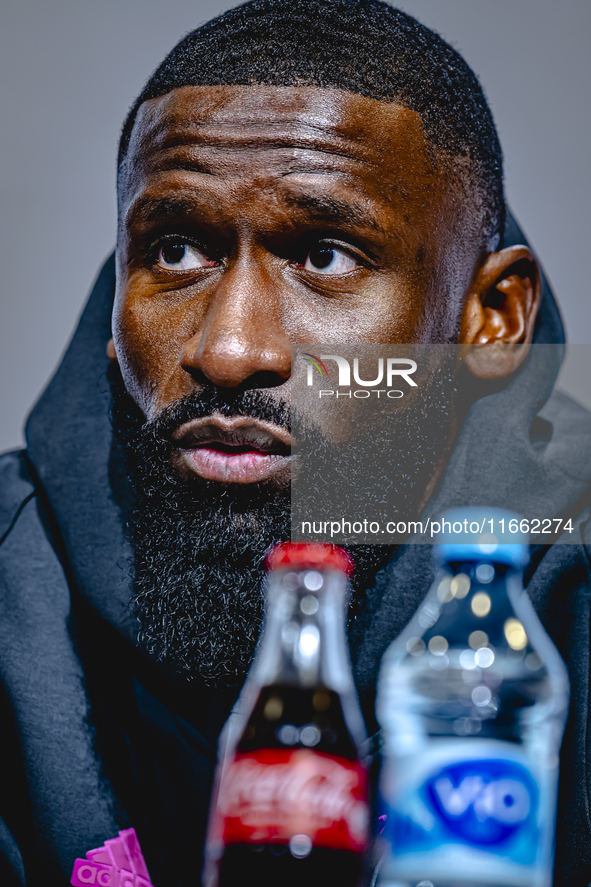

{"left": 433, "top": 507, "right": 529, "bottom": 568}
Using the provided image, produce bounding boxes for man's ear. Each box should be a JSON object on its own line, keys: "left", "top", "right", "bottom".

{"left": 107, "top": 338, "right": 118, "bottom": 361}
{"left": 458, "top": 246, "right": 541, "bottom": 379}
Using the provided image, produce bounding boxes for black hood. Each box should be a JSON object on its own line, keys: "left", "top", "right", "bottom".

{"left": 18, "top": 212, "right": 591, "bottom": 887}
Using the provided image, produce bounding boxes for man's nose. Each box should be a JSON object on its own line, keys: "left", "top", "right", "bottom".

{"left": 179, "top": 262, "right": 292, "bottom": 389}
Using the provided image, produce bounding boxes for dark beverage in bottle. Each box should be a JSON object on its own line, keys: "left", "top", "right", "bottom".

{"left": 203, "top": 542, "right": 370, "bottom": 887}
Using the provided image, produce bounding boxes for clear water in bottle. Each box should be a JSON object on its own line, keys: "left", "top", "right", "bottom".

{"left": 376, "top": 508, "right": 569, "bottom": 887}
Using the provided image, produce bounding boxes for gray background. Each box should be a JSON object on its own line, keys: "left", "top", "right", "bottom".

{"left": 1, "top": 0, "right": 590, "bottom": 455}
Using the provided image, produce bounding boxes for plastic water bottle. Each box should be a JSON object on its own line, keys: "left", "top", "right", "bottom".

{"left": 376, "top": 508, "right": 569, "bottom": 887}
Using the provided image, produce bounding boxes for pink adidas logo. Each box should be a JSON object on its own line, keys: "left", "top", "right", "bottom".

{"left": 70, "top": 827, "right": 153, "bottom": 887}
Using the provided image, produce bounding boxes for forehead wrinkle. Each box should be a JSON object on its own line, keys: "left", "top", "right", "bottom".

{"left": 138, "top": 133, "right": 378, "bottom": 174}
{"left": 124, "top": 90, "right": 434, "bottom": 208}
{"left": 135, "top": 84, "right": 415, "bottom": 145}
{"left": 141, "top": 97, "right": 369, "bottom": 137}
{"left": 133, "top": 109, "right": 392, "bottom": 170}
{"left": 123, "top": 140, "right": 390, "bottom": 218}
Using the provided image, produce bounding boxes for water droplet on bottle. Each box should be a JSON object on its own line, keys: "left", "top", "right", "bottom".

{"left": 475, "top": 647, "right": 495, "bottom": 668}
{"left": 471, "top": 685, "right": 492, "bottom": 706}
{"left": 471, "top": 592, "right": 491, "bottom": 617}
{"left": 289, "top": 834, "right": 312, "bottom": 858}
{"left": 303, "top": 570, "right": 323, "bottom": 591}
{"left": 300, "top": 595, "right": 319, "bottom": 615}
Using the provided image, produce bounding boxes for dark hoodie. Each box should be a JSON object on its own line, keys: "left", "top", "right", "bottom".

{"left": 0, "top": 214, "right": 590, "bottom": 887}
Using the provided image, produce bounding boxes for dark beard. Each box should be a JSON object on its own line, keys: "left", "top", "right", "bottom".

{"left": 109, "top": 357, "right": 454, "bottom": 690}
{"left": 110, "top": 367, "right": 293, "bottom": 689}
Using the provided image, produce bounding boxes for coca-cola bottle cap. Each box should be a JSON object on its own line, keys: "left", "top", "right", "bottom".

{"left": 265, "top": 542, "right": 354, "bottom": 576}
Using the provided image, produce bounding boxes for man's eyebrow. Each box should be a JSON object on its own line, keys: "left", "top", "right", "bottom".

{"left": 282, "top": 192, "right": 387, "bottom": 235}
{"left": 125, "top": 192, "right": 389, "bottom": 237}
{"left": 125, "top": 196, "right": 195, "bottom": 226}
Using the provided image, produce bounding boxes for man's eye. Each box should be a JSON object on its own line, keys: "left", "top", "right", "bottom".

{"left": 156, "top": 241, "right": 215, "bottom": 270}
{"left": 303, "top": 246, "right": 358, "bottom": 275}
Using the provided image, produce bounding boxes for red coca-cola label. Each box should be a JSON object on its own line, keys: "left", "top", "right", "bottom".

{"left": 216, "top": 748, "right": 369, "bottom": 853}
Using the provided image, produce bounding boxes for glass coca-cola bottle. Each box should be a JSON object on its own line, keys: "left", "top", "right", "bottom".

{"left": 203, "top": 542, "right": 370, "bottom": 887}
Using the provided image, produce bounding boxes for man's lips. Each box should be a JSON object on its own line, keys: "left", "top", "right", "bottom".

{"left": 171, "top": 416, "right": 292, "bottom": 484}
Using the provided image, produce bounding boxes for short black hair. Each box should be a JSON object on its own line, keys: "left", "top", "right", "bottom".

{"left": 118, "top": 0, "right": 504, "bottom": 246}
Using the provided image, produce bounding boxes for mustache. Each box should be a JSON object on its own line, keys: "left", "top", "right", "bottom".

{"left": 137, "top": 385, "right": 291, "bottom": 444}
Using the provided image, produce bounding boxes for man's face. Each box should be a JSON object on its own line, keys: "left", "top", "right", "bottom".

{"left": 111, "top": 84, "right": 486, "bottom": 684}
{"left": 114, "top": 85, "right": 482, "bottom": 490}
